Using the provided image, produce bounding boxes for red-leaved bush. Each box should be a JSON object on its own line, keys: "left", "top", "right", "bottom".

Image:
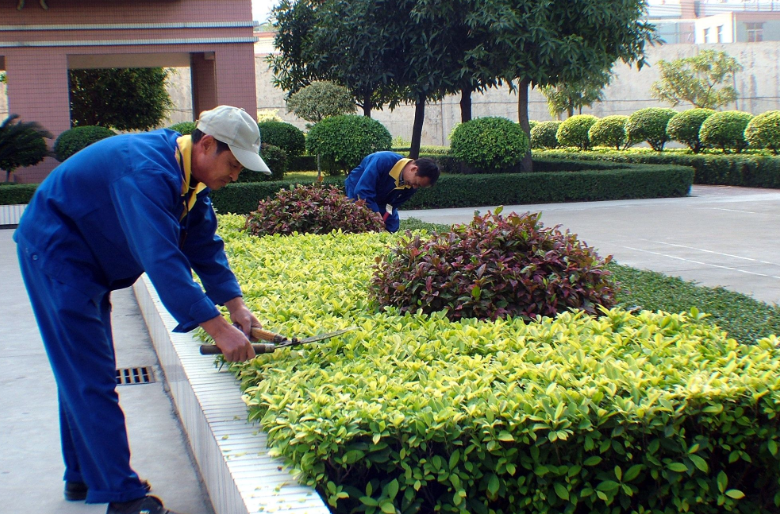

{"left": 245, "top": 184, "right": 385, "bottom": 236}
{"left": 370, "top": 209, "right": 615, "bottom": 321}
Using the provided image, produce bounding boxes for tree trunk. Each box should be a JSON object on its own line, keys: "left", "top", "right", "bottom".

{"left": 567, "top": 105, "right": 574, "bottom": 118}
{"left": 460, "top": 86, "right": 472, "bottom": 123}
{"left": 362, "top": 92, "right": 372, "bottom": 117}
{"left": 410, "top": 97, "right": 426, "bottom": 159}
{"left": 517, "top": 78, "right": 533, "bottom": 172}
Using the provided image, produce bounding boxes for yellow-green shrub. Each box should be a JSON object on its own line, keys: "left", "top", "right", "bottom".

{"left": 214, "top": 215, "right": 780, "bottom": 514}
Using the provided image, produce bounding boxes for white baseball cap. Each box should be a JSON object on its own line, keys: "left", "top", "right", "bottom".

{"left": 196, "top": 105, "right": 271, "bottom": 174}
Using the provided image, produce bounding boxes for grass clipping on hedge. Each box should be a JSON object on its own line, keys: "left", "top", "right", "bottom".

{"left": 215, "top": 214, "right": 780, "bottom": 514}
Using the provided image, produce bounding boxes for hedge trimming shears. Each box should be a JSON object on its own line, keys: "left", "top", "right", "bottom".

{"left": 199, "top": 327, "right": 354, "bottom": 355}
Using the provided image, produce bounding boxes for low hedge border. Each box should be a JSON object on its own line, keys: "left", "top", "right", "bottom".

{"left": 210, "top": 161, "right": 693, "bottom": 214}
{"left": 0, "top": 159, "right": 694, "bottom": 212}
{"left": 0, "top": 184, "right": 38, "bottom": 205}
{"left": 536, "top": 149, "right": 780, "bottom": 188}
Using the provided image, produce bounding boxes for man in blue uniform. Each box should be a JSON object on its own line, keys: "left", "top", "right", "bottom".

{"left": 15, "top": 105, "right": 271, "bottom": 514}
{"left": 345, "top": 151, "right": 440, "bottom": 232}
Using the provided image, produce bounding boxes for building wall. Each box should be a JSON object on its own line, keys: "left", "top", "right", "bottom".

{"left": 0, "top": 0, "right": 257, "bottom": 183}
{"left": 5, "top": 40, "right": 780, "bottom": 177}
{"left": 251, "top": 41, "right": 780, "bottom": 147}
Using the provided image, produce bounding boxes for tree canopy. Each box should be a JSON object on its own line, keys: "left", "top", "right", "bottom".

{"left": 541, "top": 69, "right": 613, "bottom": 119}
{"left": 269, "top": 0, "right": 656, "bottom": 162}
{"left": 650, "top": 50, "right": 742, "bottom": 109}
{"left": 68, "top": 67, "right": 173, "bottom": 131}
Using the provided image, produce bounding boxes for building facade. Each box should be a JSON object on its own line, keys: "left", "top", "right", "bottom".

{"left": 1, "top": 0, "right": 258, "bottom": 183}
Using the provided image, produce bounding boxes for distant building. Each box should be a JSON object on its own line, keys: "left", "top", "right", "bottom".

{"left": 646, "top": 0, "right": 780, "bottom": 43}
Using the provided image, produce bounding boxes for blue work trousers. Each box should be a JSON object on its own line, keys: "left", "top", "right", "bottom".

{"left": 17, "top": 237, "right": 147, "bottom": 504}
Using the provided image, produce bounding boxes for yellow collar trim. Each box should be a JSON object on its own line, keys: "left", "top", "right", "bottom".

{"left": 176, "top": 135, "right": 207, "bottom": 219}
{"left": 389, "top": 158, "right": 413, "bottom": 189}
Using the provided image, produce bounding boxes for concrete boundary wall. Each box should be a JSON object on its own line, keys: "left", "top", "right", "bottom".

{"left": 3, "top": 41, "right": 780, "bottom": 155}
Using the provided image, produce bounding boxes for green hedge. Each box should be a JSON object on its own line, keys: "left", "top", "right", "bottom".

{"left": 405, "top": 164, "right": 693, "bottom": 209}
{"left": 0, "top": 184, "right": 37, "bottom": 205}
{"left": 209, "top": 160, "right": 693, "bottom": 214}
{"left": 536, "top": 150, "right": 780, "bottom": 188}
{"left": 215, "top": 217, "right": 780, "bottom": 514}
{"left": 287, "top": 155, "right": 318, "bottom": 171}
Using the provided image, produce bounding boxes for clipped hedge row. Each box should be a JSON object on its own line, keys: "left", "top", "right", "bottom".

{"left": 536, "top": 150, "right": 780, "bottom": 188}
{"left": 405, "top": 164, "right": 692, "bottom": 209}
{"left": 209, "top": 161, "right": 693, "bottom": 215}
{"left": 211, "top": 217, "right": 780, "bottom": 514}
{"left": 0, "top": 184, "right": 37, "bottom": 205}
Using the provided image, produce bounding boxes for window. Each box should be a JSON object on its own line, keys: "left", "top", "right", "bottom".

{"left": 746, "top": 22, "right": 764, "bottom": 42}
{"left": 703, "top": 27, "right": 710, "bottom": 43}
{"left": 717, "top": 25, "right": 723, "bottom": 43}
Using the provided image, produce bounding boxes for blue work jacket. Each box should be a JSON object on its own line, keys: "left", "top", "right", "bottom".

{"left": 14, "top": 129, "right": 241, "bottom": 332}
{"left": 345, "top": 151, "right": 417, "bottom": 233}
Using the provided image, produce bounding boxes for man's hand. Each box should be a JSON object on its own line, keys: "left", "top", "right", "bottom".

{"left": 225, "top": 297, "right": 263, "bottom": 341}
{"left": 200, "top": 311, "right": 255, "bottom": 362}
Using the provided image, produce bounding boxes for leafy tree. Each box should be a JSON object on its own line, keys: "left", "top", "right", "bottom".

{"left": 540, "top": 70, "right": 613, "bottom": 119}
{"left": 268, "top": 0, "right": 399, "bottom": 117}
{"left": 492, "top": 0, "right": 656, "bottom": 170}
{"left": 0, "top": 114, "right": 52, "bottom": 182}
{"left": 68, "top": 68, "right": 173, "bottom": 130}
{"left": 650, "top": 50, "right": 742, "bottom": 109}
{"left": 286, "top": 81, "right": 356, "bottom": 124}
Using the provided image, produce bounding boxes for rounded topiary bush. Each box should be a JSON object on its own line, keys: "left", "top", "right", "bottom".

{"left": 258, "top": 120, "right": 306, "bottom": 157}
{"left": 744, "top": 110, "right": 780, "bottom": 155}
{"left": 700, "top": 110, "right": 754, "bottom": 153}
{"left": 236, "top": 143, "right": 287, "bottom": 182}
{"left": 168, "top": 121, "right": 197, "bottom": 135}
{"left": 306, "top": 115, "right": 392, "bottom": 175}
{"left": 530, "top": 121, "right": 562, "bottom": 149}
{"left": 245, "top": 184, "right": 384, "bottom": 236}
{"left": 370, "top": 209, "right": 615, "bottom": 322}
{"left": 666, "top": 108, "right": 715, "bottom": 153}
{"left": 588, "top": 115, "right": 628, "bottom": 150}
{"left": 556, "top": 115, "right": 598, "bottom": 150}
{"left": 450, "top": 117, "right": 529, "bottom": 172}
{"left": 625, "top": 108, "right": 677, "bottom": 151}
{"left": 54, "top": 125, "right": 116, "bottom": 162}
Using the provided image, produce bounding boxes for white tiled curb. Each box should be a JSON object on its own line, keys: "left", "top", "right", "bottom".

{"left": 134, "top": 275, "right": 330, "bottom": 514}
{"left": 0, "top": 204, "right": 25, "bottom": 225}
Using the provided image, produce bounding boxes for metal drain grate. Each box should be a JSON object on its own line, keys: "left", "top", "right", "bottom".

{"left": 116, "top": 366, "right": 155, "bottom": 385}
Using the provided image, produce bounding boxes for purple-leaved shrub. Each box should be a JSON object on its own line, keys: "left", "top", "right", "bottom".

{"left": 370, "top": 209, "right": 616, "bottom": 321}
{"left": 245, "top": 184, "right": 384, "bottom": 236}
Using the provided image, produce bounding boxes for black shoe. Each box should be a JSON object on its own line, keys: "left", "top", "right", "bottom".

{"left": 107, "top": 495, "right": 182, "bottom": 514}
{"left": 64, "top": 479, "right": 152, "bottom": 502}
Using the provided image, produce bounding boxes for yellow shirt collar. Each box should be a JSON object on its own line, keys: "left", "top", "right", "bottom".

{"left": 389, "top": 158, "right": 413, "bottom": 189}
{"left": 175, "top": 135, "right": 207, "bottom": 218}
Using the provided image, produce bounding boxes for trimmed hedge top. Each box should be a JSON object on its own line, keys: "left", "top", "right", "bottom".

{"left": 212, "top": 216, "right": 780, "bottom": 514}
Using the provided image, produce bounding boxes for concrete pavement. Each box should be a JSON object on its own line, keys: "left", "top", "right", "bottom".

{"left": 402, "top": 184, "right": 780, "bottom": 306}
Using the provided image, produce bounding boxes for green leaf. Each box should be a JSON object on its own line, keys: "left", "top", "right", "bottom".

{"left": 725, "top": 489, "right": 745, "bottom": 499}
{"left": 386, "top": 479, "right": 399, "bottom": 500}
{"left": 584, "top": 456, "right": 602, "bottom": 466}
{"left": 624, "top": 464, "right": 643, "bottom": 482}
{"left": 487, "top": 473, "right": 500, "bottom": 495}
{"left": 554, "top": 482, "right": 570, "bottom": 501}
{"left": 597, "top": 480, "right": 620, "bottom": 492}
{"left": 689, "top": 454, "right": 709, "bottom": 473}
{"left": 360, "top": 496, "right": 379, "bottom": 507}
{"left": 498, "top": 431, "right": 514, "bottom": 442}
{"left": 667, "top": 462, "right": 688, "bottom": 473}
{"left": 717, "top": 471, "right": 728, "bottom": 493}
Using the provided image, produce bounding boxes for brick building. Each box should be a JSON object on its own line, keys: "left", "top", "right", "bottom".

{"left": 1, "top": 0, "right": 258, "bottom": 183}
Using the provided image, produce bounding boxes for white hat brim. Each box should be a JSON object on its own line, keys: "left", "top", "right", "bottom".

{"left": 231, "top": 145, "right": 272, "bottom": 175}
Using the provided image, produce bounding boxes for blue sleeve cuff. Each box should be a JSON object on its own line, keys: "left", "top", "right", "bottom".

{"left": 173, "top": 296, "right": 221, "bottom": 333}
